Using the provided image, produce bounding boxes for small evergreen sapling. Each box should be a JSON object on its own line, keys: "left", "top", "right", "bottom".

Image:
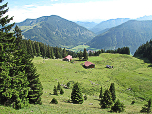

{"left": 57, "top": 82, "right": 61, "bottom": 90}
{"left": 53, "top": 85, "right": 58, "bottom": 95}
{"left": 71, "top": 82, "right": 83, "bottom": 104}
{"left": 109, "top": 83, "right": 116, "bottom": 102}
{"left": 50, "top": 98, "right": 58, "bottom": 104}
{"left": 100, "top": 89, "right": 113, "bottom": 108}
{"left": 140, "top": 99, "right": 151, "bottom": 113}
{"left": 111, "top": 99, "right": 125, "bottom": 113}
{"left": 60, "top": 88, "right": 64, "bottom": 95}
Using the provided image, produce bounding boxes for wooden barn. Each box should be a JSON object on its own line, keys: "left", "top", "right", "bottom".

{"left": 83, "top": 61, "right": 95, "bottom": 68}
{"left": 63, "top": 55, "right": 72, "bottom": 62}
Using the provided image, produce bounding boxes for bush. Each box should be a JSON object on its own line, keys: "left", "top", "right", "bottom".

{"left": 67, "top": 82, "right": 70, "bottom": 88}
{"left": 140, "top": 99, "right": 151, "bottom": 113}
{"left": 50, "top": 98, "right": 58, "bottom": 104}
{"left": 131, "top": 101, "right": 135, "bottom": 105}
{"left": 60, "top": 88, "right": 64, "bottom": 95}
{"left": 111, "top": 99, "right": 125, "bottom": 113}
{"left": 84, "top": 95, "right": 87, "bottom": 100}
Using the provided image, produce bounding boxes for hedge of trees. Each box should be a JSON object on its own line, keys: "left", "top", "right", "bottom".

{"left": 134, "top": 40, "right": 152, "bottom": 63}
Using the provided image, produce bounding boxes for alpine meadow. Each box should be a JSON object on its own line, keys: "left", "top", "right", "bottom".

{"left": 1, "top": 0, "right": 152, "bottom": 114}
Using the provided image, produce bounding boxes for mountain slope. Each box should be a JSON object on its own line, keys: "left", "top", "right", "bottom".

{"left": 87, "top": 20, "right": 152, "bottom": 54}
{"left": 16, "top": 15, "right": 95, "bottom": 48}
{"left": 90, "top": 18, "right": 130, "bottom": 34}
{"left": 75, "top": 21, "right": 98, "bottom": 30}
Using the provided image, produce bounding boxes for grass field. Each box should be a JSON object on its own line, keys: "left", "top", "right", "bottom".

{"left": 70, "top": 45, "right": 99, "bottom": 52}
{"left": 0, "top": 53, "right": 152, "bottom": 113}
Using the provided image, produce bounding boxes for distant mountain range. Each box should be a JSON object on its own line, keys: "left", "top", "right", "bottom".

{"left": 15, "top": 15, "right": 95, "bottom": 48}
{"left": 90, "top": 18, "right": 130, "bottom": 34}
{"left": 87, "top": 20, "right": 152, "bottom": 54}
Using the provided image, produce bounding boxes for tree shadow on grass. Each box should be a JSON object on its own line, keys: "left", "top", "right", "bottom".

{"left": 94, "top": 99, "right": 100, "bottom": 101}
{"left": 148, "top": 65, "right": 152, "bottom": 67}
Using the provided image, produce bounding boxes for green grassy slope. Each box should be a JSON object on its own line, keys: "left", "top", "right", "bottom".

{"left": 0, "top": 53, "right": 152, "bottom": 113}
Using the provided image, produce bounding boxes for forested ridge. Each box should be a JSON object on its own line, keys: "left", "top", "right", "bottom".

{"left": 134, "top": 40, "right": 152, "bottom": 62}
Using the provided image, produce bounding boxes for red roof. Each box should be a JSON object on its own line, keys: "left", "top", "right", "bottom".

{"left": 84, "top": 61, "right": 95, "bottom": 67}
{"left": 64, "top": 55, "right": 72, "bottom": 60}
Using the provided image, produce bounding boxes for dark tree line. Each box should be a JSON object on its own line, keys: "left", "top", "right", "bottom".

{"left": 134, "top": 40, "right": 152, "bottom": 63}
{"left": 21, "top": 39, "right": 77, "bottom": 59}
{"left": 89, "top": 47, "right": 130, "bottom": 56}
{"left": 0, "top": 1, "right": 43, "bottom": 109}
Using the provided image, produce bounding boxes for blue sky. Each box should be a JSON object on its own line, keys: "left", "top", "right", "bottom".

{"left": 2, "top": 0, "right": 152, "bottom": 23}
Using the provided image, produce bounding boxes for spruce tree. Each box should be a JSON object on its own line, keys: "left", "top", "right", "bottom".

{"left": 35, "top": 42, "right": 41, "bottom": 56}
{"left": 109, "top": 83, "right": 116, "bottom": 102}
{"left": 78, "top": 50, "right": 83, "bottom": 60}
{"left": 62, "top": 48, "right": 67, "bottom": 58}
{"left": 57, "top": 82, "right": 61, "bottom": 90}
{"left": 60, "top": 87, "right": 64, "bottom": 95}
{"left": 99, "top": 86, "right": 103, "bottom": 99}
{"left": 83, "top": 48, "right": 88, "bottom": 60}
{"left": 53, "top": 85, "right": 58, "bottom": 95}
{"left": 71, "top": 82, "right": 83, "bottom": 104}
{"left": 27, "top": 39, "right": 34, "bottom": 58}
{"left": 50, "top": 47, "right": 54, "bottom": 59}
{"left": 140, "top": 99, "right": 151, "bottom": 113}
{"left": 111, "top": 99, "right": 125, "bottom": 113}
{"left": 100, "top": 89, "right": 113, "bottom": 108}
{"left": 14, "top": 25, "right": 43, "bottom": 105}
{"left": 55, "top": 46, "right": 61, "bottom": 59}
{"left": 0, "top": 0, "right": 30, "bottom": 109}
{"left": 46, "top": 45, "right": 51, "bottom": 58}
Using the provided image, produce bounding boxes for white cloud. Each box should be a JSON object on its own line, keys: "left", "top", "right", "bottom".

{"left": 6, "top": 0, "right": 152, "bottom": 23}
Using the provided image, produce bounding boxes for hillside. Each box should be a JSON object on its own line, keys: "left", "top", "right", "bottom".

{"left": 90, "top": 18, "right": 130, "bottom": 34}
{"left": 75, "top": 21, "right": 98, "bottom": 30}
{"left": 1, "top": 53, "right": 152, "bottom": 113}
{"left": 87, "top": 20, "right": 152, "bottom": 54}
{"left": 15, "top": 15, "right": 95, "bottom": 48}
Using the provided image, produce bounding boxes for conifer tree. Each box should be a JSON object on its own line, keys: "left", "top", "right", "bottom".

{"left": 50, "top": 47, "right": 54, "bottom": 59}
{"left": 32, "top": 41, "right": 37, "bottom": 56}
{"left": 100, "top": 89, "right": 113, "bottom": 108}
{"left": 83, "top": 48, "right": 88, "bottom": 60}
{"left": 99, "top": 86, "right": 103, "bottom": 99}
{"left": 111, "top": 99, "right": 125, "bottom": 113}
{"left": 78, "top": 50, "right": 83, "bottom": 60}
{"left": 140, "top": 99, "right": 151, "bottom": 113}
{"left": 0, "top": 1, "right": 32, "bottom": 108}
{"left": 57, "top": 82, "right": 61, "bottom": 90}
{"left": 55, "top": 46, "right": 61, "bottom": 59}
{"left": 71, "top": 82, "right": 83, "bottom": 104}
{"left": 27, "top": 39, "right": 34, "bottom": 58}
{"left": 62, "top": 48, "right": 67, "bottom": 58}
{"left": 13, "top": 25, "right": 43, "bottom": 105}
{"left": 53, "top": 85, "right": 58, "bottom": 95}
{"left": 35, "top": 42, "right": 40, "bottom": 56}
{"left": 109, "top": 83, "right": 116, "bottom": 102}
{"left": 46, "top": 45, "right": 51, "bottom": 58}
{"left": 60, "top": 87, "right": 64, "bottom": 95}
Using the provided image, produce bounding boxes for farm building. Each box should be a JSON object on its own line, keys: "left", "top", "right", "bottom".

{"left": 63, "top": 55, "right": 72, "bottom": 62}
{"left": 83, "top": 61, "right": 95, "bottom": 68}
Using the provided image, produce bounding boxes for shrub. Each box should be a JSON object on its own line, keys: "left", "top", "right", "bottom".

{"left": 67, "top": 82, "right": 70, "bottom": 88}
{"left": 111, "top": 99, "right": 125, "bottom": 113}
{"left": 131, "top": 101, "right": 135, "bottom": 105}
{"left": 50, "top": 98, "right": 58, "bottom": 104}
{"left": 60, "top": 88, "right": 64, "bottom": 95}
{"left": 84, "top": 95, "right": 87, "bottom": 100}
{"left": 53, "top": 85, "right": 58, "bottom": 95}
{"left": 140, "top": 99, "right": 151, "bottom": 113}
